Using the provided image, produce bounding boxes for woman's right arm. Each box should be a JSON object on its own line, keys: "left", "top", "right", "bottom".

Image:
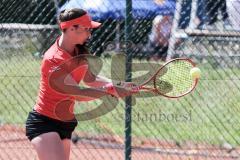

{"left": 43, "top": 59, "right": 109, "bottom": 101}
{"left": 45, "top": 59, "right": 135, "bottom": 101}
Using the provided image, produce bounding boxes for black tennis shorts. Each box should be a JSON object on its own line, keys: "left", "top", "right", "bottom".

{"left": 25, "top": 110, "right": 78, "bottom": 141}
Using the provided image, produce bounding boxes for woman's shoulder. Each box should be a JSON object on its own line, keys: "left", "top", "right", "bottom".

{"left": 42, "top": 42, "right": 58, "bottom": 59}
{"left": 42, "top": 46, "right": 66, "bottom": 64}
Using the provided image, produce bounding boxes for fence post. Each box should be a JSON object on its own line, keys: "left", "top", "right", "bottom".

{"left": 124, "top": 0, "right": 133, "bottom": 160}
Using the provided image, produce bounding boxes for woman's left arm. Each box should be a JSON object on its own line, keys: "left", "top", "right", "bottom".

{"left": 83, "top": 70, "right": 137, "bottom": 97}
{"left": 83, "top": 69, "right": 112, "bottom": 87}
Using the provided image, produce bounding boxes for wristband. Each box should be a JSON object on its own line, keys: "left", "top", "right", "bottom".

{"left": 103, "top": 83, "right": 114, "bottom": 93}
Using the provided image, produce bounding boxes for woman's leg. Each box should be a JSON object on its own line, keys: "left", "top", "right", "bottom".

{"left": 178, "top": 0, "right": 192, "bottom": 29}
{"left": 31, "top": 132, "right": 67, "bottom": 160}
{"left": 62, "top": 139, "right": 71, "bottom": 160}
{"left": 220, "top": 0, "right": 229, "bottom": 20}
{"left": 206, "top": 0, "right": 218, "bottom": 25}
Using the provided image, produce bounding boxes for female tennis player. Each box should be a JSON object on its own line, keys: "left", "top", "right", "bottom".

{"left": 25, "top": 8, "right": 135, "bottom": 160}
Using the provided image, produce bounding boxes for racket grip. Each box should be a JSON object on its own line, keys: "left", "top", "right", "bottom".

{"left": 131, "top": 86, "right": 141, "bottom": 93}
{"left": 104, "top": 82, "right": 139, "bottom": 97}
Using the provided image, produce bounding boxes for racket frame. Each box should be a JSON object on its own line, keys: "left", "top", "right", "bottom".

{"left": 139, "top": 58, "right": 199, "bottom": 98}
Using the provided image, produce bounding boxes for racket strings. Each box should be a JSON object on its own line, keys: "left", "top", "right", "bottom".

{"left": 141, "top": 66, "right": 168, "bottom": 88}
{"left": 155, "top": 80, "right": 173, "bottom": 94}
{"left": 155, "top": 60, "right": 194, "bottom": 97}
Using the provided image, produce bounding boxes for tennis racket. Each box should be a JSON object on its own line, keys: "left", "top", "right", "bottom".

{"left": 135, "top": 58, "right": 199, "bottom": 98}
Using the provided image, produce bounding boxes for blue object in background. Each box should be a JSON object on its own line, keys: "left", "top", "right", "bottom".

{"left": 178, "top": 0, "right": 207, "bottom": 29}
{"left": 60, "top": 0, "right": 176, "bottom": 20}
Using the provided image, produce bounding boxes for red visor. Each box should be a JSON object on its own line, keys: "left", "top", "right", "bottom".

{"left": 60, "top": 14, "right": 101, "bottom": 30}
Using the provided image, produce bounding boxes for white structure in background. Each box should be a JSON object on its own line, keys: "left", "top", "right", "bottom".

{"left": 227, "top": 0, "right": 240, "bottom": 30}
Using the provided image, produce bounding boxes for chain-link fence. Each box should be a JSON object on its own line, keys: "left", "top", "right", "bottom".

{"left": 0, "top": 0, "right": 240, "bottom": 160}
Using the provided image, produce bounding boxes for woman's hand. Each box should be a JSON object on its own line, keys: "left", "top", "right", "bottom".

{"left": 104, "top": 81, "right": 139, "bottom": 98}
{"left": 118, "top": 82, "right": 139, "bottom": 93}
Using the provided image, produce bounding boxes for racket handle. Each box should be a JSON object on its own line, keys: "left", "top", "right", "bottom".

{"left": 132, "top": 86, "right": 141, "bottom": 93}
{"left": 139, "top": 86, "right": 155, "bottom": 92}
